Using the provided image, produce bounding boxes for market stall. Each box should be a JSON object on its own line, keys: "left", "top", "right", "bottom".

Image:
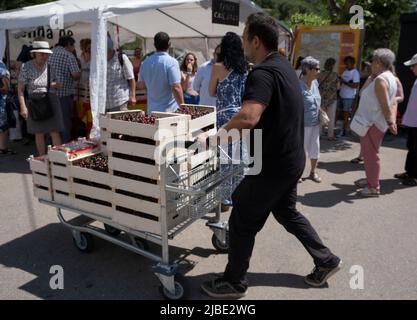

{"left": 0, "top": 0, "right": 292, "bottom": 138}
{"left": 0, "top": 0, "right": 291, "bottom": 299}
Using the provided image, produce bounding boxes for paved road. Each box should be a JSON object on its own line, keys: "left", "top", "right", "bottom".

{"left": 1, "top": 132, "right": 416, "bottom": 300}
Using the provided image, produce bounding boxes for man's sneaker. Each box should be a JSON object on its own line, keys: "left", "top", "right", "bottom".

{"left": 201, "top": 277, "right": 248, "bottom": 298}
{"left": 304, "top": 260, "right": 343, "bottom": 287}
{"left": 357, "top": 186, "right": 380, "bottom": 197}
{"left": 354, "top": 178, "right": 368, "bottom": 188}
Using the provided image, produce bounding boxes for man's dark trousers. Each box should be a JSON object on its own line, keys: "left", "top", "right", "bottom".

{"left": 223, "top": 173, "right": 340, "bottom": 284}
{"left": 405, "top": 127, "right": 417, "bottom": 179}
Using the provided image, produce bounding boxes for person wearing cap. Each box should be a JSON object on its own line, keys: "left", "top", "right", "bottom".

{"left": 17, "top": 41, "right": 64, "bottom": 156}
{"left": 105, "top": 37, "right": 136, "bottom": 112}
{"left": 47, "top": 36, "right": 81, "bottom": 143}
{"left": 394, "top": 53, "right": 417, "bottom": 186}
{"left": 138, "top": 32, "right": 184, "bottom": 113}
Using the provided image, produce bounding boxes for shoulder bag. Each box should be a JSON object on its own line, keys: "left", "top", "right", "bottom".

{"left": 27, "top": 64, "right": 54, "bottom": 121}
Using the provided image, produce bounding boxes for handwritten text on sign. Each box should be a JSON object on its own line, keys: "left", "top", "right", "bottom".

{"left": 212, "top": 0, "right": 240, "bottom": 27}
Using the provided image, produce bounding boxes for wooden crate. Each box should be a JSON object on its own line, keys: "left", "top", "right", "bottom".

{"left": 29, "top": 155, "right": 53, "bottom": 201}
{"left": 99, "top": 110, "right": 189, "bottom": 141}
{"left": 48, "top": 138, "right": 99, "bottom": 164}
{"left": 175, "top": 104, "right": 216, "bottom": 139}
{"left": 49, "top": 152, "right": 114, "bottom": 219}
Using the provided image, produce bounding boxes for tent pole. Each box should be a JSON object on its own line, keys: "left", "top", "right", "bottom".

{"left": 5, "top": 30, "right": 10, "bottom": 67}
{"left": 205, "top": 37, "right": 209, "bottom": 60}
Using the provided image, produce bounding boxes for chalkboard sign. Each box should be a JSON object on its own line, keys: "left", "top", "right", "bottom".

{"left": 212, "top": 0, "right": 240, "bottom": 26}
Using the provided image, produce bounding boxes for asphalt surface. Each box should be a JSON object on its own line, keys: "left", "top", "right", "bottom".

{"left": 1, "top": 131, "right": 417, "bottom": 300}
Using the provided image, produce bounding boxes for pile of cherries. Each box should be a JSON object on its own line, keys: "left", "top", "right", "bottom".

{"left": 176, "top": 105, "right": 211, "bottom": 119}
{"left": 75, "top": 154, "right": 108, "bottom": 172}
{"left": 113, "top": 112, "right": 156, "bottom": 125}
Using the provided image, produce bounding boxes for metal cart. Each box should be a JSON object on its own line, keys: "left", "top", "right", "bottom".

{"left": 39, "top": 144, "right": 245, "bottom": 300}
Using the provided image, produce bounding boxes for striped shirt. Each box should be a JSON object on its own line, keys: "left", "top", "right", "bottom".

{"left": 48, "top": 46, "right": 80, "bottom": 97}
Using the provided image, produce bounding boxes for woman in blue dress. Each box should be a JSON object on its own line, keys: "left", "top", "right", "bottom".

{"left": 209, "top": 32, "right": 248, "bottom": 209}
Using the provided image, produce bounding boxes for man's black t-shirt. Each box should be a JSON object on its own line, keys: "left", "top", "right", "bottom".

{"left": 243, "top": 53, "right": 305, "bottom": 178}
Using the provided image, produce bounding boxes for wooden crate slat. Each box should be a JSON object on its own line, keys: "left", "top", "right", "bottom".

{"left": 107, "top": 138, "right": 156, "bottom": 160}
{"left": 34, "top": 186, "right": 53, "bottom": 201}
{"left": 112, "top": 211, "right": 161, "bottom": 235}
{"left": 32, "top": 173, "right": 50, "bottom": 187}
{"left": 72, "top": 198, "right": 113, "bottom": 219}
{"left": 108, "top": 157, "right": 159, "bottom": 180}
{"left": 29, "top": 158, "right": 49, "bottom": 175}
{"left": 111, "top": 175, "right": 161, "bottom": 199}
{"left": 52, "top": 178, "right": 70, "bottom": 193}
{"left": 51, "top": 164, "right": 69, "bottom": 179}
{"left": 112, "top": 193, "right": 160, "bottom": 218}
{"left": 70, "top": 166, "right": 111, "bottom": 186}
{"left": 71, "top": 183, "right": 112, "bottom": 202}
{"left": 53, "top": 192, "right": 73, "bottom": 207}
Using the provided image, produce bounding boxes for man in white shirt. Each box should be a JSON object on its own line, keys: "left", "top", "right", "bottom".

{"left": 193, "top": 45, "right": 220, "bottom": 106}
{"left": 338, "top": 56, "right": 360, "bottom": 136}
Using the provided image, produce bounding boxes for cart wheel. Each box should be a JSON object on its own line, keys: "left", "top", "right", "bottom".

{"left": 211, "top": 232, "right": 229, "bottom": 253}
{"left": 73, "top": 232, "right": 94, "bottom": 253}
{"left": 134, "top": 237, "right": 149, "bottom": 251}
{"left": 159, "top": 281, "right": 184, "bottom": 300}
{"left": 104, "top": 224, "right": 121, "bottom": 237}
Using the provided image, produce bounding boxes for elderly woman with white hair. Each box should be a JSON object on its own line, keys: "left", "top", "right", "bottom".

{"left": 352, "top": 48, "right": 398, "bottom": 197}
{"left": 300, "top": 56, "right": 322, "bottom": 183}
{"left": 18, "top": 41, "right": 64, "bottom": 156}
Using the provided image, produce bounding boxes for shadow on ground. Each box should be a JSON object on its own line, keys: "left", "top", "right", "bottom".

{"left": 298, "top": 179, "right": 411, "bottom": 208}
{"left": 0, "top": 141, "right": 35, "bottom": 174}
{"left": 0, "top": 221, "right": 314, "bottom": 300}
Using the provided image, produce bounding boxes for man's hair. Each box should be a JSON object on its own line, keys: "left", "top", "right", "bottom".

{"left": 154, "top": 32, "right": 170, "bottom": 51}
{"left": 344, "top": 55, "right": 356, "bottom": 65}
{"left": 58, "top": 36, "right": 75, "bottom": 48}
{"left": 245, "top": 13, "right": 279, "bottom": 51}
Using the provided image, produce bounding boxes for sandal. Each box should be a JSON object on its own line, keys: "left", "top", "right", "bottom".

{"left": 0, "top": 148, "right": 17, "bottom": 155}
{"left": 394, "top": 172, "right": 409, "bottom": 180}
{"left": 350, "top": 157, "right": 364, "bottom": 164}
{"left": 402, "top": 178, "right": 417, "bottom": 186}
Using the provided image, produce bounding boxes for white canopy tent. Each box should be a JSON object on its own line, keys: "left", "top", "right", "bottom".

{"left": 0, "top": 0, "right": 292, "bottom": 137}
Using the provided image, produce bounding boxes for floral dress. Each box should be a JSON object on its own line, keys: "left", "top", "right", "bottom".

{"left": 0, "top": 62, "right": 10, "bottom": 133}
{"left": 216, "top": 70, "right": 247, "bottom": 127}
{"left": 216, "top": 69, "right": 248, "bottom": 204}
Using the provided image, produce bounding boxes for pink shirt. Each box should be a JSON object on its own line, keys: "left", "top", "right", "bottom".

{"left": 402, "top": 79, "right": 417, "bottom": 128}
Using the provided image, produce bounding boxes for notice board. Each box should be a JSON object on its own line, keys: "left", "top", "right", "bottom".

{"left": 293, "top": 25, "right": 363, "bottom": 74}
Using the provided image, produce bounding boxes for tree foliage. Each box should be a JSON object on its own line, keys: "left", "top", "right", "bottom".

{"left": 255, "top": 0, "right": 416, "bottom": 54}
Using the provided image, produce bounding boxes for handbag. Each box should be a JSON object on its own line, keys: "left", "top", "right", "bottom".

{"left": 27, "top": 64, "right": 54, "bottom": 121}
{"left": 319, "top": 107, "right": 330, "bottom": 126}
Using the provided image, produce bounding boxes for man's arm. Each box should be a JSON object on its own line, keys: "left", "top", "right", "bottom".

{"left": 128, "top": 78, "right": 137, "bottom": 105}
{"left": 196, "top": 100, "right": 266, "bottom": 147}
{"left": 172, "top": 83, "right": 184, "bottom": 106}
